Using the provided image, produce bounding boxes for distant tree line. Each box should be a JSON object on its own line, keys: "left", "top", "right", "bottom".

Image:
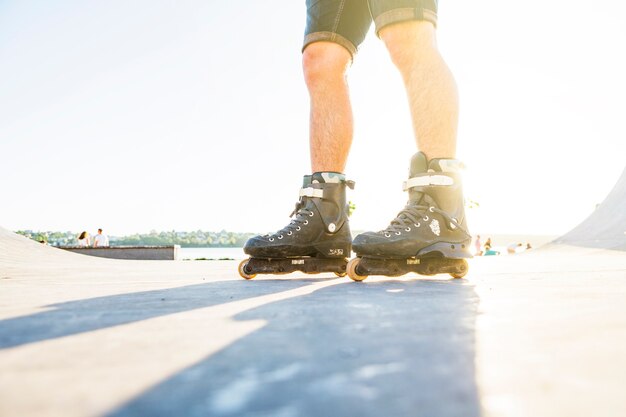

{"left": 113, "top": 230, "right": 254, "bottom": 247}
{"left": 16, "top": 230, "right": 73, "bottom": 246}
{"left": 16, "top": 230, "right": 255, "bottom": 248}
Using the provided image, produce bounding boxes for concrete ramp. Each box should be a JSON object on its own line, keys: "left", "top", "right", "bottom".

{"left": 0, "top": 226, "right": 85, "bottom": 263}
{"left": 2, "top": 211, "right": 626, "bottom": 417}
{"left": 552, "top": 166, "right": 626, "bottom": 250}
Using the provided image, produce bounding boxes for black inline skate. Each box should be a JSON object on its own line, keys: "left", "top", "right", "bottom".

{"left": 239, "top": 172, "right": 354, "bottom": 279}
{"left": 348, "top": 152, "right": 472, "bottom": 281}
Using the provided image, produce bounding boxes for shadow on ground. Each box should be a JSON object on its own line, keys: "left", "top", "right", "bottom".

{"left": 106, "top": 278, "right": 481, "bottom": 417}
{"left": 0, "top": 279, "right": 322, "bottom": 349}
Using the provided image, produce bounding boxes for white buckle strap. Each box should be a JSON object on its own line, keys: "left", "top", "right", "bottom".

{"left": 299, "top": 187, "right": 324, "bottom": 198}
{"left": 403, "top": 175, "right": 454, "bottom": 191}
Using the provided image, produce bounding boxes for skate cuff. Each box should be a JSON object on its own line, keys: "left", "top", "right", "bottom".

{"left": 403, "top": 174, "right": 454, "bottom": 190}
{"left": 299, "top": 187, "right": 325, "bottom": 198}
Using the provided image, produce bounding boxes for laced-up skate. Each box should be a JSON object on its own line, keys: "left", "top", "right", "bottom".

{"left": 348, "top": 152, "right": 472, "bottom": 281}
{"left": 239, "top": 172, "right": 354, "bottom": 279}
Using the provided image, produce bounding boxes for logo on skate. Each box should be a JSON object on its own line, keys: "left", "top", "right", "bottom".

{"left": 328, "top": 249, "right": 344, "bottom": 256}
{"left": 430, "top": 219, "right": 441, "bottom": 236}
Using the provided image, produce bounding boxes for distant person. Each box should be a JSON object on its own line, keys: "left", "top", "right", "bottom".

{"left": 507, "top": 242, "right": 523, "bottom": 254}
{"left": 93, "top": 228, "right": 109, "bottom": 247}
{"left": 77, "top": 231, "right": 90, "bottom": 247}
{"left": 474, "top": 235, "right": 482, "bottom": 256}
{"left": 483, "top": 244, "right": 499, "bottom": 256}
{"left": 526, "top": 243, "right": 532, "bottom": 250}
{"left": 485, "top": 237, "right": 492, "bottom": 249}
{"left": 474, "top": 235, "right": 483, "bottom": 256}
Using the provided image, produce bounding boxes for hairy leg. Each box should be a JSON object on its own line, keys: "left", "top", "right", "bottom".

{"left": 379, "top": 20, "right": 459, "bottom": 159}
{"left": 303, "top": 42, "right": 353, "bottom": 173}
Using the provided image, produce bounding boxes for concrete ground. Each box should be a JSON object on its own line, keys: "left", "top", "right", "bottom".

{"left": 1, "top": 228, "right": 626, "bottom": 417}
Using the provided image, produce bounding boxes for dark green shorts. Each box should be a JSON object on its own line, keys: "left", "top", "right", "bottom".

{"left": 304, "top": 0, "right": 438, "bottom": 58}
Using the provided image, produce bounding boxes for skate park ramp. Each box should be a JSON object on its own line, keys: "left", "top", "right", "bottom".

{"left": 2, "top": 194, "right": 626, "bottom": 417}
{"left": 552, "top": 166, "right": 626, "bottom": 251}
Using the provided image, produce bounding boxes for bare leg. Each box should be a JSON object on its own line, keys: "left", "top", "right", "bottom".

{"left": 379, "top": 20, "right": 459, "bottom": 160}
{"left": 302, "top": 42, "right": 353, "bottom": 173}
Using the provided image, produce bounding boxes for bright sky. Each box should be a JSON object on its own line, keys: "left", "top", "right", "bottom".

{"left": 1, "top": 0, "right": 625, "bottom": 237}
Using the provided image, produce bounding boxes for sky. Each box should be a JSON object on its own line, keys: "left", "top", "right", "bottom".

{"left": 1, "top": 0, "right": 625, "bottom": 237}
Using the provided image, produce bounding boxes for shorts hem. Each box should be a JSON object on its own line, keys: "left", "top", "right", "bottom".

{"left": 303, "top": 32, "right": 358, "bottom": 61}
{"left": 374, "top": 8, "right": 438, "bottom": 36}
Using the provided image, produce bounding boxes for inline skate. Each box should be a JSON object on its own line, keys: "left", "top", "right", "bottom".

{"left": 348, "top": 152, "right": 472, "bottom": 281}
{"left": 239, "top": 172, "right": 354, "bottom": 279}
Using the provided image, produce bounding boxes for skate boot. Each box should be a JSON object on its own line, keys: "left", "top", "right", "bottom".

{"left": 239, "top": 172, "right": 354, "bottom": 279}
{"left": 348, "top": 152, "right": 472, "bottom": 281}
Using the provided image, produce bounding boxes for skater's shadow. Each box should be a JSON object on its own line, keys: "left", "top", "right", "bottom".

{"left": 107, "top": 278, "right": 482, "bottom": 417}
{"left": 0, "top": 278, "right": 327, "bottom": 349}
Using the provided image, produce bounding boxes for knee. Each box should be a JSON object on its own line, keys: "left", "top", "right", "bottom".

{"left": 302, "top": 42, "right": 351, "bottom": 89}
{"left": 380, "top": 20, "right": 438, "bottom": 70}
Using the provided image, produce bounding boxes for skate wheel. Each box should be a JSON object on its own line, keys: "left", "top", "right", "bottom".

{"left": 238, "top": 259, "right": 257, "bottom": 280}
{"left": 334, "top": 271, "right": 347, "bottom": 277}
{"left": 450, "top": 259, "right": 469, "bottom": 279}
{"left": 347, "top": 258, "right": 367, "bottom": 282}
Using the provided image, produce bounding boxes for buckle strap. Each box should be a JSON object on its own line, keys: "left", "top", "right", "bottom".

{"left": 299, "top": 187, "right": 325, "bottom": 198}
{"left": 403, "top": 174, "right": 454, "bottom": 191}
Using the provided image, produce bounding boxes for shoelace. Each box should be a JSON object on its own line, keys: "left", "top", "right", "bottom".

{"left": 281, "top": 206, "right": 315, "bottom": 234}
{"left": 382, "top": 201, "right": 470, "bottom": 238}
{"left": 263, "top": 200, "right": 315, "bottom": 240}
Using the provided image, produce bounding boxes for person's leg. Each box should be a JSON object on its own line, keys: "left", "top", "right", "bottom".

{"left": 302, "top": 0, "right": 372, "bottom": 173}
{"left": 348, "top": 2, "right": 471, "bottom": 281}
{"left": 302, "top": 42, "right": 353, "bottom": 173}
{"left": 240, "top": 1, "right": 372, "bottom": 276}
{"left": 379, "top": 20, "right": 459, "bottom": 160}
